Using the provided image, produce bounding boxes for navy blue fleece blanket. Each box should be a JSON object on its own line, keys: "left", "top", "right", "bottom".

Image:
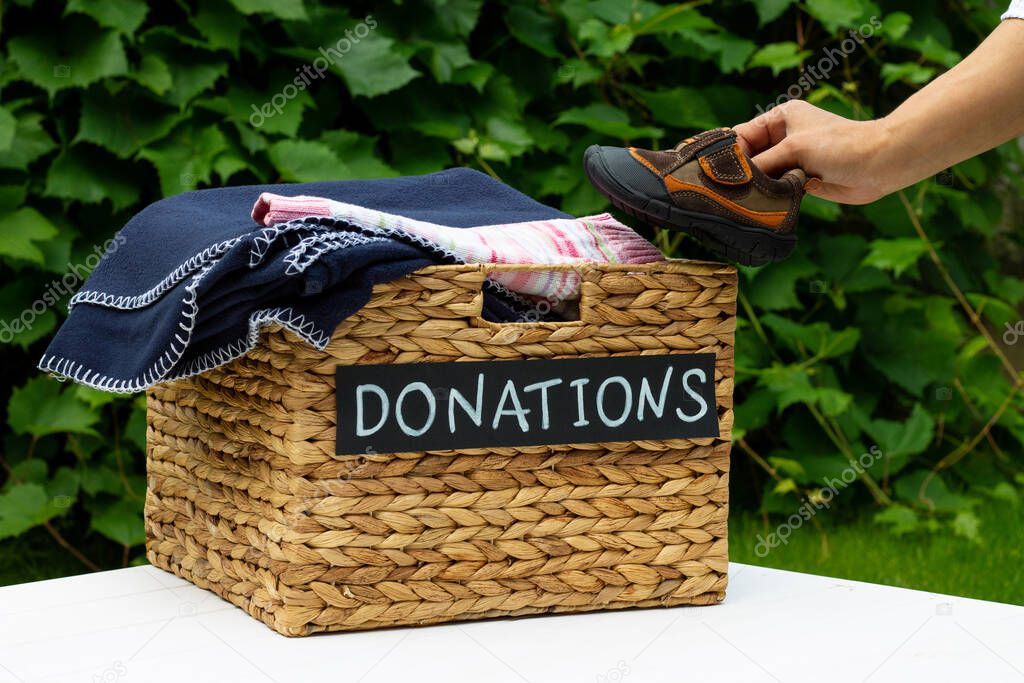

{"left": 39, "top": 168, "right": 570, "bottom": 393}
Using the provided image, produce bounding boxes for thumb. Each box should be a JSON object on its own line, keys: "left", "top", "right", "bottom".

{"left": 751, "top": 139, "right": 801, "bottom": 178}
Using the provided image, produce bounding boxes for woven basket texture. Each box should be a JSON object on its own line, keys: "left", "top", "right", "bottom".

{"left": 145, "top": 260, "right": 737, "bottom": 636}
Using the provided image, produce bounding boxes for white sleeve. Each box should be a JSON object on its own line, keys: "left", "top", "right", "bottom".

{"left": 1004, "top": 0, "right": 1024, "bottom": 19}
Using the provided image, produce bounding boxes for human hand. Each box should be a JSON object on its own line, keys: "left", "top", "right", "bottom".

{"left": 733, "top": 100, "right": 894, "bottom": 205}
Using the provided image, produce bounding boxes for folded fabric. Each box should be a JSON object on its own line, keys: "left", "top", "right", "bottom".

{"left": 252, "top": 194, "right": 663, "bottom": 300}
{"left": 39, "top": 168, "right": 597, "bottom": 393}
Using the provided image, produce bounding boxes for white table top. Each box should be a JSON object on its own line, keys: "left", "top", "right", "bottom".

{"left": 0, "top": 563, "right": 1021, "bottom": 683}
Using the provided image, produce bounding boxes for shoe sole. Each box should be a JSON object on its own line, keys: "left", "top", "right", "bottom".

{"left": 584, "top": 145, "right": 796, "bottom": 266}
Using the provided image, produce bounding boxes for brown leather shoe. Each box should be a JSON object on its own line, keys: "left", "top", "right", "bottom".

{"left": 584, "top": 128, "right": 807, "bottom": 266}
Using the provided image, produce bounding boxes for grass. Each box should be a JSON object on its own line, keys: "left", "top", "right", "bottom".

{"left": 730, "top": 503, "right": 1024, "bottom": 605}
{"left": 3, "top": 507, "right": 1023, "bottom": 606}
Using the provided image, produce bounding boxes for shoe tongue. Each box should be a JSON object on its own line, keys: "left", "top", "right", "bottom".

{"left": 672, "top": 127, "right": 736, "bottom": 154}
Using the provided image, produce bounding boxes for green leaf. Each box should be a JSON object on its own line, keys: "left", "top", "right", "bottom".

{"left": 193, "top": 0, "right": 247, "bottom": 54}
{"left": 46, "top": 467, "right": 80, "bottom": 512}
{"left": 0, "top": 185, "right": 26, "bottom": 212}
{"left": 748, "top": 42, "right": 812, "bottom": 75}
{"left": 531, "top": 165, "right": 577, "bottom": 198}
{"left": 212, "top": 151, "right": 248, "bottom": 183}
{"left": 744, "top": 254, "right": 819, "bottom": 310}
{"left": 554, "top": 103, "right": 663, "bottom": 139}
{"left": 752, "top": 0, "right": 793, "bottom": 25}
{"left": 768, "top": 456, "right": 806, "bottom": 480}
{"left": 578, "top": 20, "right": 634, "bottom": 58}
{"left": 525, "top": 118, "right": 570, "bottom": 153}
{"left": 803, "top": 196, "right": 843, "bottom": 223}
{"left": 0, "top": 280, "right": 58, "bottom": 348}
{"left": 0, "top": 113, "right": 57, "bottom": 171}
{"left": 124, "top": 398, "right": 148, "bottom": 452}
{"left": 951, "top": 510, "right": 981, "bottom": 543}
{"left": 862, "top": 238, "right": 930, "bottom": 278}
{"left": 505, "top": 5, "right": 560, "bottom": 57}
{"left": 634, "top": 87, "right": 718, "bottom": 130}
{"left": 75, "top": 89, "right": 182, "bottom": 157}
{"left": 0, "top": 106, "right": 16, "bottom": 151}
{"left": 484, "top": 116, "right": 534, "bottom": 158}
{"left": 163, "top": 56, "right": 228, "bottom": 107}
{"left": 44, "top": 146, "right": 140, "bottom": 209}
{"left": 425, "top": 42, "right": 475, "bottom": 83}
{"left": 632, "top": 5, "right": 717, "bottom": 35}
{"left": 893, "top": 470, "right": 977, "bottom": 513}
{"left": 138, "top": 125, "right": 229, "bottom": 195}
{"left": 268, "top": 139, "right": 352, "bottom": 182}
{"left": 903, "top": 35, "right": 960, "bottom": 69}
{"left": 367, "top": 84, "right": 471, "bottom": 140}
{"left": 226, "top": 0, "right": 306, "bottom": 20}
{"left": 987, "top": 482, "right": 1019, "bottom": 506}
{"left": 755, "top": 364, "right": 854, "bottom": 417}
{"left": 90, "top": 496, "right": 146, "bottom": 546}
{"left": 561, "top": 177, "right": 608, "bottom": 215}
{"left": 859, "top": 194, "right": 916, "bottom": 237}
{"left": 856, "top": 294, "right": 958, "bottom": 401}
{"left": 673, "top": 29, "right": 756, "bottom": 74}
{"left": 8, "top": 376, "right": 101, "bottom": 438}
{"left": 65, "top": 0, "right": 149, "bottom": 34}
{"left": 762, "top": 314, "right": 861, "bottom": 359}
{"left": 553, "top": 59, "right": 603, "bottom": 88}
{"left": 451, "top": 59, "right": 492, "bottom": 93}
{"left": 879, "top": 12, "right": 912, "bottom": 41}
{"left": 7, "top": 22, "right": 128, "bottom": 96}
{"left": 132, "top": 53, "right": 173, "bottom": 95}
{"left": 588, "top": 0, "right": 632, "bottom": 24}
{"left": 38, "top": 228, "right": 75, "bottom": 274}
{"left": 880, "top": 62, "right": 937, "bottom": 89}
{"left": 855, "top": 404, "right": 934, "bottom": 474}
{"left": 387, "top": 132, "right": 451, "bottom": 175}
{"left": 80, "top": 465, "right": 124, "bottom": 496}
{"left": 75, "top": 386, "right": 120, "bottom": 409}
{"left": 212, "top": 81, "right": 312, "bottom": 136}
{"left": 874, "top": 504, "right": 919, "bottom": 535}
{"left": 804, "top": 0, "right": 868, "bottom": 33}
{"left": 331, "top": 32, "right": 420, "bottom": 98}
{"left": 984, "top": 271, "right": 1024, "bottom": 307}
{"left": 816, "top": 387, "right": 853, "bottom": 416}
{"left": 756, "top": 365, "right": 817, "bottom": 412}
{"left": 734, "top": 388, "right": 777, "bottom": 438}
{"left": 0, "top": 484, "right": 55, "bottom": 540}
{"left": 7, "top": 460, "right": 48, "bottom": 487}
{"left": 318, "top": 130, "right": 398, "bottom": 178}
{"left": 966, "top": 293, "right": 1019, "bottom": 330}
{"left": 429, "top": 0, "right": 483, "bottom": 38}
{"left": 865, "top": 332, "right": 956, "bottom": 396}
{"left": 772, "top": 478, "right": 798, "bottom": 495}
{"left": 0, "top": 207, "right": 58, "bottom": 265}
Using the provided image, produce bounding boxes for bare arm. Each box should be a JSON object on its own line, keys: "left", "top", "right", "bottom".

{"left": 733, "top": 19, "right": 1024, "bottom": 204}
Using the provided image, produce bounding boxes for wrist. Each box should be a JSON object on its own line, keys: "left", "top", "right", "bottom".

{"left": 863, "top": 116, "right": 906, "bottom": 197}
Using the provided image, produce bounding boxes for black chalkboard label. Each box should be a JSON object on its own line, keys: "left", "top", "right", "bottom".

{"left": 334, "top": 354, "right": 719, "bottom": 455}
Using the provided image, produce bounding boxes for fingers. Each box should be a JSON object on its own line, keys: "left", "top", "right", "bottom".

{"left": 751, "top": 139, "right": 800, "bottom": 177}
{"left": 733, "top": 120, "right": 770, "bottom": 156}
{"left": 734, "top": 108, "right": 790, "bottom": 156}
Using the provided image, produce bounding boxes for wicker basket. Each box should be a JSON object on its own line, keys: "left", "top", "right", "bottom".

{"left": 144, "top": 260, "right": 737, "bottom": 636}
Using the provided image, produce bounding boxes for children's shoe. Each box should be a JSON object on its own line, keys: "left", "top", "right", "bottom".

{"left": 584, "top": 128, "right": 807, "bottom": 266}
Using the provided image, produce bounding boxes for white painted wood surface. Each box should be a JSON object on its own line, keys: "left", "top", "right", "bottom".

{"left": 1, "top": 563, "right": 1021, "bottom": 683}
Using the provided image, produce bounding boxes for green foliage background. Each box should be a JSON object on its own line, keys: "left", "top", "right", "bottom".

{"left": 0, "top": 0, "right": 1022, "bottom": 580}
